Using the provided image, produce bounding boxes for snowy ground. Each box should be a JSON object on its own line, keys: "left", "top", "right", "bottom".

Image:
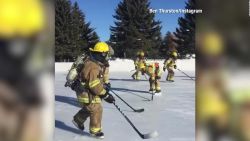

{"left": 55, "top": 59, "right": 195, "bottom": 141}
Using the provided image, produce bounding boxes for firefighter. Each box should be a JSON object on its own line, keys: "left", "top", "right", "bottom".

{"left": 72, "top": 42, "right": 115, "bottom": 139}
{"left": 0, "top": 1, "right": 46, "bottom": 141}
{"left": 163, "top": 51, "right": 177, "bottom": 82}
{"left": 146, "top": 62, "right": 162, "bottom": 94}
{"left": 131, "top": 51, "right": 146, "bottom": 80}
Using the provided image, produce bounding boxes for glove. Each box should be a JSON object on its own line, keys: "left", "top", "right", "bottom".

{"left": 104, "top": 83, "right": 111, "bottom": 90}
{"left": 163, "top": 67, "right": 166, "bottom": 72}
{"left": 70, "top": 80, "right": 86, "bottom": 93}
{"left": 64, "top": 81, "right": 70, "bottom": 87}
{"left": 156, "top": 76, "right": 161, "bottom": 79}
{"left": 174, "top": 65, "right": 177, "bottom": 69}
{"left": 100, "top": 93, "right": 115, "bottom": 103}
{"left": 70, "top": 80, "right": 80, "bottom": 91}
{"left": 104, "top": 62, "right": 110, "bottom": 67}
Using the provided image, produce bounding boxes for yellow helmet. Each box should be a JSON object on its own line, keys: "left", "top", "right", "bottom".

{"left": 89, "top": 42, "right": 109, "bottom": 53}
{"left": 0, "top": 0, "right": 45, "bottom": 38}
{"left": 172, "top": 52, "right": 177, "bottom": 57}
{"left": 140, "top": 52, "right": 144, "bottom": 56}
{"left": 203, "top": 31, "right": 223, "bottom": 55}
{"left": 137, "top": 51, "right": 144, "bottom": 56}
{"left": 138, "top": 51, "right": 144, "bottom": 56}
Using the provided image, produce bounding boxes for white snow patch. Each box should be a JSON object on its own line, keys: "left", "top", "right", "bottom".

{"left": 55, "top": 58, "right": 195, "bottom": 72}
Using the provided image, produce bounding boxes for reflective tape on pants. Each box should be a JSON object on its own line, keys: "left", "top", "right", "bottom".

{"left": 77, "top": 97, "right": 101, "bottom": 104}
{"left": 90, "top": 127, "right": 102, "bottom": 133}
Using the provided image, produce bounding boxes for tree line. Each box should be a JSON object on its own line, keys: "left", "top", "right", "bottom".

{"left": 55, "top": 0, "right": 195, "bottom": 61}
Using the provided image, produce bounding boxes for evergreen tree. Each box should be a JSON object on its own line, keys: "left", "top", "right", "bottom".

{"left": 70, "top": 2, "right": 84, "bottom": 59}
{"left": 82, "top": 22, "right": 99, "bottom": 52}
{"left": 160, "top": 32, "right": 178, "bottom": 58}
{"left": 70, "top": 2, "right": 99, "bottom": 57}
{"left": 55, "top": 0, "right": 99, "bottom": 62}
{"left": 110, "top": 0, "right": 162, "bottom": 58}
{"left": 55, "top": 0, "right": 72, "bottom": 61}
{"left": 174, "top": 0, "right": 195, "bottom": 58}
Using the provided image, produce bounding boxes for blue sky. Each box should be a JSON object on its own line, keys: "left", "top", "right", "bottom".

{"left": 71, "top": 0, "right": 187, "bottom": 41}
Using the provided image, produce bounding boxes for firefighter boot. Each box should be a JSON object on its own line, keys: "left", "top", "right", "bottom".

{"left": 156, "top": 89, "right": 161, "bottom": 93}
{"left": 90, "top": 131, "right": 104, "bottom": 139}
{"left": 72, "top": 107, "right": 90, "bottom": 131}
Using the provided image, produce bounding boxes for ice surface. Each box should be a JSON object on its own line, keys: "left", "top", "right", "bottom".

{"left": 55, "top": 59, "right": 195, "bottom": 141}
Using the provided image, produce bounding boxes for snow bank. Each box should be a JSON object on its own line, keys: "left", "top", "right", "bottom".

{"left": 55, "top": 58, "right": 195, "bottom": 72}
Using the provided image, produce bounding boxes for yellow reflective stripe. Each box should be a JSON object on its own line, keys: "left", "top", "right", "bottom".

{"left": 77, "top": 97, "right": 89, "bottom": 103}
{"left": 100, "top": 89, "right": 106, "bottom": 95}
{"left": 77, "top": 97, "right": 101, "bottom": 104}
{"left": 90, "top": 127, "right": 102, "bottom": 133}
{"left": 92, "top": 97, "right": 102, "bottom": 103}
{"left": 89, "top": 79, "right": 100, "bottom": 88}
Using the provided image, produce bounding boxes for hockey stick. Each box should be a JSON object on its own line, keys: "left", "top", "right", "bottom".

{"left": 177, "top": 68, "right": 195, "bottom": 81}
{"left": 113, "top": 102, "right": 158, "bottom": 139}
{"left": 130, "top": 69, "right": 136, "bottom": 72}
{"left": 151, "top": 91, "right": 154, "bottom": 101}
{"left": 110, "top": 89, "right": 144, "bottom": 113}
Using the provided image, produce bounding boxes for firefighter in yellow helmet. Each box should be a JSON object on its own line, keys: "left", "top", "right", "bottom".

{"left": 146, "top": 62, "right": 162, "bottom": 94}
{"left": 132, "top": 51, "right": 147, "bottom": 80}
{"left": 72, "top": 42, "right": 115, "bottom": 139}
{"left": 163, "top": 51, "right": 177, "bottom": 82}
{"left": 0, "top": 1, "right": 45, "bottom": 141}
